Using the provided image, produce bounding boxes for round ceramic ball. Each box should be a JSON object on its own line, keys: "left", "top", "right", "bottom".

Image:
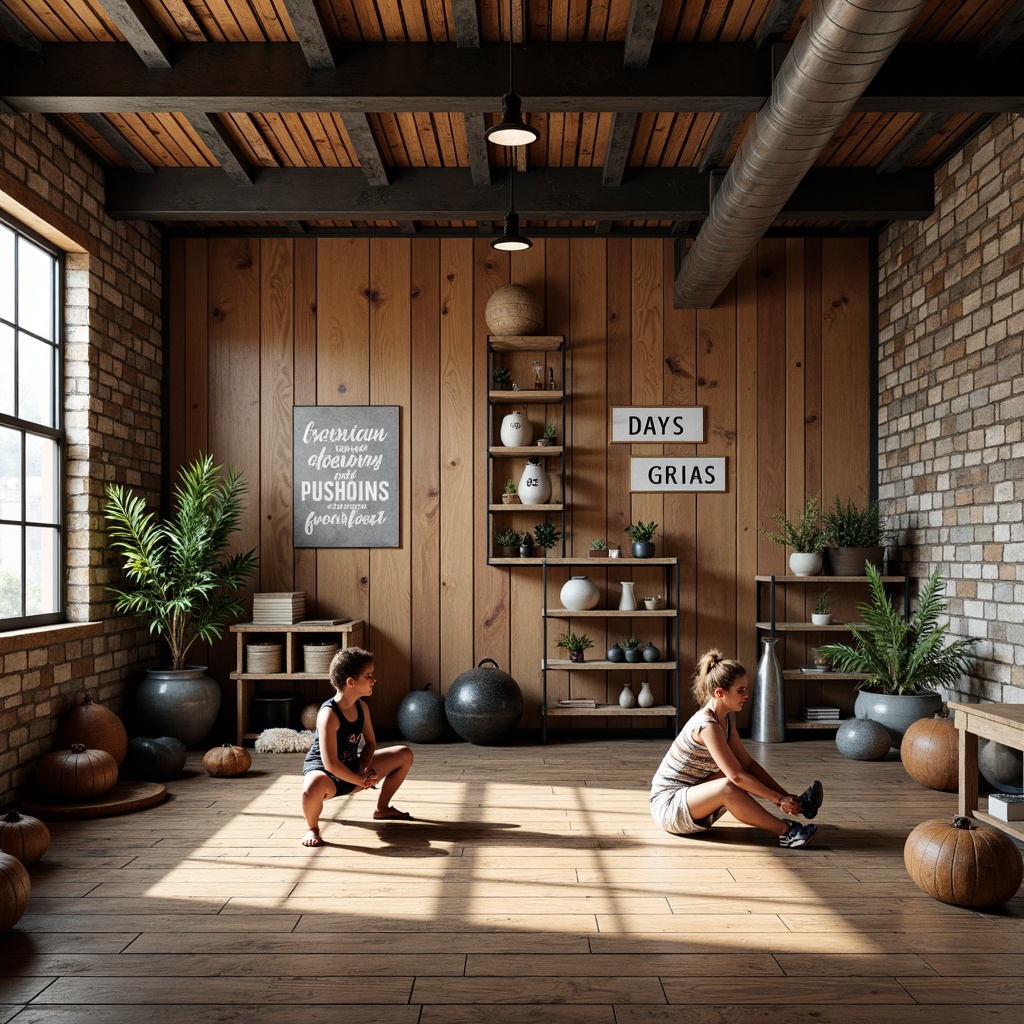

{"left": 121, "top": 736, "right": 188, "bottom": 781}
{"left": 979, "top": 739, "right": 1024, "bottom": 794}
{"left": 836, "top": 717, "right": 891, "bottom": 761}
{"left": 300, "top": 703, "right": 320, "bottom": 732}
{"left": 396, "top": 685, "right": 447, "bottom": 744}
{"left": 485, "top": 284, "right": 543, "bottom": 336}
{"left": 445, "top": 661, "right": 523, "bottom": 745}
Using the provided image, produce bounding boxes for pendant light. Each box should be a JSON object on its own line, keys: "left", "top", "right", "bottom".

{"left": 485, "top": 0, "right": 540, "bottom": 148}
{"left": 491, "top": 163, "right": 532, "bottom": 251}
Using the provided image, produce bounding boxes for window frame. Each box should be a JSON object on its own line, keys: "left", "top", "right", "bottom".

{"left": 0, "top": 212, "right": 65, "bottom": 631}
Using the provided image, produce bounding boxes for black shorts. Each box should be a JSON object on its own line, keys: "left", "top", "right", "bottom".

{"left": 304, "top": 762, "right": 358, "bottom": 797}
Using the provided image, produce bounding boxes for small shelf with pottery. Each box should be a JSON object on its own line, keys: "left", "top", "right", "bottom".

{"left": 540, "top": 557, "right": 682, "bottom": 742}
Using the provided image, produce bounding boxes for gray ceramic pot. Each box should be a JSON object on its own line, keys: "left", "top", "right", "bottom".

{"left": 854, "top": 689, "right": 942, "bottom": 750}
{"left": 135, "top": 667, "right": 222, "bottom": 746}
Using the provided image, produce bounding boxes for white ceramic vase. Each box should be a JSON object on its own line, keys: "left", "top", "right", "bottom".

{"left": 618, "top": 581, "right": 637, "bottom": 611}
{"left": 500, "top": 411, "right": 533, "bottom": 447}
{"left": 789, "top": 551, "right": 822, "bottom": 576}
{"left": 637, "top": 681, "right": 655, "bottom": 708}
{"left": 618, "top": 682, "right": 636, "bottom": 709}
{"left": 518, "top": 457, "right": 551, "bottom": 504}
{"left": 560, "top": 576, "right": 600, "bottom": 611}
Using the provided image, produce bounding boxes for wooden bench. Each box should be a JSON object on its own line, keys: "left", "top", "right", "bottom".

{"left": 948, "top": 701, "right": 1024, "bottom": 843}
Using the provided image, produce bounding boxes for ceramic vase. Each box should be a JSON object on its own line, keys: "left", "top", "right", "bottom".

{"left": 606, "top": 643, "right": 625, "bottom": 663}
{"left": 618, "top": 581, "right": 637, "bottom": 611}
{"left": 642, "top": 643, "right": 660, "bottom": 663}
{"left": 518, "top": 458, "right": 551, "bottom": 504}
{"left": 618, "top": 682, "right": 636, "bottom": 709}
{"left": 789, "top": 551, "right": 822, "bottom": 576}
{"left": 135, "top": 667, "right": 222, "bottom": 746}
{"left": 750, "top": 638, "right": 785, "bottom": 743}
{"left": 500, "top": 411, "right": 533, "bottom": 447}
{"left": 624, "top": 647, "right": 642, "bottom": 663}
{"left": 560, "top": 575, "right": 600, "bottom": 611}
{"left": 637, "top": 681, "right": 655, "bottom": 708}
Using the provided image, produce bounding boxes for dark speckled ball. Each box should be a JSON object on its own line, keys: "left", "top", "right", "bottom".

{"left": 445, "top": 660, "right": 523, "bottom": 745}
{"left": 396, "top": 684, "right": 448, "bottom": 743}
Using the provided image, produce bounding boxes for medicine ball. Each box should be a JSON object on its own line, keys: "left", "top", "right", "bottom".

{"left": 396, "top": 684, "right": 447, "bottom": 743}
{"left": 445, "top": 659, "right": 523, "bottom": 745}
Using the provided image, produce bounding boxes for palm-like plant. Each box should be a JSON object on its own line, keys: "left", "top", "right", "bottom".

{"left": 103, "top": 454, "right": 259, "bottom": 671}
{"left": 817, "top": 564, "right": 976, "bottom": 695}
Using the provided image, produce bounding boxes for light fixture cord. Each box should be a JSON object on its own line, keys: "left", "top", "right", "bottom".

{"left": 508, "top": 0, "right": 515, "bottom": 96}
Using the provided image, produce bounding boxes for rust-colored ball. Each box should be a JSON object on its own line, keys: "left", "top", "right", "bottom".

{"left": 901, "top": 712, "right": 958, "bottom": 792}
{"left": 202, "top": 743, "right": 252, "bottom": 777}
{"left": 0, "top": 851, "right": 30, "bottom": 931}
{"left": 58, "top": 692, "right": 128, "bottom": 765}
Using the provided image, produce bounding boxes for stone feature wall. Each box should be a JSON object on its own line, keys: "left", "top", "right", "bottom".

{"left": 0, "top": 113, "right": 163, "bottom": 804}
{"left": 877, "top": 113, "right": 1024, "bottom": 704}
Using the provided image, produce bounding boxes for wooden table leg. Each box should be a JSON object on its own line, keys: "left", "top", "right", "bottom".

{"left": 958, "top": 721, "right": 979, "bottom": 818}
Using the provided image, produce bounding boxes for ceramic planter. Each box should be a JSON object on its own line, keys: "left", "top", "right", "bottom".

{"left": 854, "top": 689, "right": 942, "bottom": 749}
{"left": 631, "top": 541, "right": 655, "bottom": 558}
{"left": 135, "top": 667, "right": 221, "bottom": 746}
{"left": 500, "top": 411, "right": 533, "bottom": 447}
{"left": 811, "top": 613, "right": 832, "bottom": 626}
{"left": 789, "top": 551, "right": 823, "bottom": 576}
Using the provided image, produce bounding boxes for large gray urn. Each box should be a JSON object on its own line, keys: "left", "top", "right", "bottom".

{"left": 751, "top": 637, "right": 785, "bottom": 743}
{"left": 854, "top": 689, "right": 942, "bottom": 750}
{"left": 135, "top": 667, "right": 222, "bottom": 746}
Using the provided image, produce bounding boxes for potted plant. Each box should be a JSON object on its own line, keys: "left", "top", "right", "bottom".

{"left": 622, "top": 636, "right": 644, "bottom": 663}
{"left": 556, "top": 630, "right": 594, "bottom": 664}
{"left": 103, "top": 454, "right": 259, "bottom": 745}
{"left": 760, "top": 495, "right": 826, "bottom": 576}
{"left": 822, "top": 497, "right": 890, "bottom": 575}
{"left": 518, "top": 531, "right": 534, "bottom": 558}
{"left": 537, "top": 421, "right": 557, "bottom": 447}
{"left": 816, "top": 565, "right": 977, "bottom": 747}
{"left": 589, "top": 539, "right": 608, "bottom": 558}
{"left": 502, "top": 479, "right": 520, "bottom": 504}
{"left": 495, "top": 529, "right": 520, "bottom": 558}
{"left": 811, "top": 589, "right": 831, "bottom": 626}
{"left": 625, "top": 520, "right": 658, "bottom": 558}
{"left": 493, "top": 365, "right": 513, "bottom": 389}
{"left": 533, "top": 519, "right": 561, "bottom": 557}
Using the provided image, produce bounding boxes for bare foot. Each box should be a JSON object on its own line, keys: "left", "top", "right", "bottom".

{"left": 373, "top": 807, "right": 412, "bottom": 821}
{"left": 301, "top": 828, "right": 323, "bottom": 846}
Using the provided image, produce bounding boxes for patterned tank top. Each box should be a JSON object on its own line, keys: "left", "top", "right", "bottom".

{"left": 303, "top": 696, "right": 365, "bottom": 774}
{"left": 650, "top": 706, "right": 732, "bottom": 795}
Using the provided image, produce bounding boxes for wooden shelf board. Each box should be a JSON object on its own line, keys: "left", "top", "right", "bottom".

{"left": 489, "top": 390, "right": 564, "bottom": 404}
{"left": 489, "top": 446, "right": 564, "bottom": 456}
{"left": 230, "top": 672, "right": 332, "bottom": 681}
{"left": 546, "top": 704, "right": 675, "bottom": 717}
{"left": 782, "top": 671, "right": 869, "bottom": 681}
{"left": 488, "top": 503, "right": 563, "bottom": 513}
{"left": 538, "top": 556, "right": 678, "bottom": 566}
{"left": 544, "top": 659, "right": 677, "bottom": 670}
{"left": 231, "top": 620, "right": 363, "bottom": 633}
{"left": 756, "top": 621, "right": 865, "bottom": 632}
{"left": 785, "top": 719, "right": 846, "bottom": 730}
{"left": 488, "top": 335, "right": 564, "bottom": 351}
{"left": 545, "top": 609, "right": 676, "bottom": 618}
{"left": 755, "top": 575, "right": 905, "bottom": 583}
{"left": 972, "top": 809, "right": 1024, "bottom": 844}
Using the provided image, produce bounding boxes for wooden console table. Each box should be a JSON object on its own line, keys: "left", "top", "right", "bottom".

{"left": 948, "top": 701, "right": 1024, "bottom": 843}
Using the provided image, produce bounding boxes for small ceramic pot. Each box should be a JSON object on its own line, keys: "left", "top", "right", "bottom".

{"left": 631, "top": 541, "right": 655, "bottom": 559}
{"left": 568, "top": 649, "right": 584, "bottom": 664}
{"left": 624, "top": 648, "right": 642, "bottom": 663}
{"left": 642, "top": 643, "right": 661, "bottom": 663}
{"left": 643, "top": 597, "right": 664, "bottom": 610}
{"left": 811, "top": 613, "right": 832, "bottom": 626}
{"left": 606, "top": 643, "right": 625, "bottom": 663}
{"left": 789, "top": 551, "right": 823, "bottom": 576}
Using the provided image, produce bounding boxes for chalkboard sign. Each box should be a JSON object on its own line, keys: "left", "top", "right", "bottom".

{"left": 292, "top": 406, "right": 400, "bottom": 548}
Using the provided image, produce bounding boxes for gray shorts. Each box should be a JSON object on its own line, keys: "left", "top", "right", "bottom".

{"left": 650, "top": 786, "right": 727, "bottom": 835}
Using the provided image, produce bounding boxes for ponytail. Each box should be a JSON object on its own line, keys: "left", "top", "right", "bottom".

{"left": 690, "top": 649, "right": 746, "bottom": 704}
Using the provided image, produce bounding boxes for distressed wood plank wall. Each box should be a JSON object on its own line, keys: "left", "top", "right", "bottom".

{"left": 167, "top": 236, "right": 872, "bottom": 734}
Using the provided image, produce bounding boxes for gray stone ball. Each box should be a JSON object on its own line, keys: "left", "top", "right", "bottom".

{"left": 396, "top": 685, "right": 447, "bottom": 744}
{"left": 979, "top": 739, "right": 1024, "bottom": 794}
{"left": 445, "top": 660, "right": 523, "bottom": 745}
{"left": 836, "top": 717, "right": 891, "bottom": 761}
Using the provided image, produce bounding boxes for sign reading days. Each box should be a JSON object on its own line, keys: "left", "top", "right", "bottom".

{"left": 293, "top": 405, "right": 400, "bottom": 548}
{"left": 611, "top": 407, "right": 704, "bottom": 443}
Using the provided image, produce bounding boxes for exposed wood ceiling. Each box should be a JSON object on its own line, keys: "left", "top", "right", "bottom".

{"left": 0, "top": 0, "right": 1020, "bottom": 247}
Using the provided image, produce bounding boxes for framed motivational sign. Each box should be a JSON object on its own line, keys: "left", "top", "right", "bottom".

{"left": 292, "top": 405, "right": 400, "bottom": 548}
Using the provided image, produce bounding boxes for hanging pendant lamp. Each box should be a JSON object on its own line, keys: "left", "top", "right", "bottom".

{"left": 485, "top": 0, "right": 539, "bottom": 148}
{"left": 491, "top": 163, "right": 531, "bottom": 251}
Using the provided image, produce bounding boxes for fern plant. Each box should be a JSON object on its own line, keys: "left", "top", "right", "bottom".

{"left": 816, "top": 565, "right": 976, "bottom": 695}
{"left": 103, "top": 454, "right": 259, "bottom": 671}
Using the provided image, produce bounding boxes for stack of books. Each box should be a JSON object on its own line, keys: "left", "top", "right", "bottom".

{"left": 987, "top": 794, "right": 1024, "bottom": 822}
{"left": 556, "top": 698, "right": 597, "bottom": 709}
{"left": 800, "top": 706, "right": 841, "bottom": 722}
{"left": 252, "top": 592, "right": 306, "bottom": 624}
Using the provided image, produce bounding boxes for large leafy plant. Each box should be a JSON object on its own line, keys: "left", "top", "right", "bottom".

{"left": 817, "top": 564, "right": 976, "bottom": 695}
{"left": 103, "top": 455, "right": 259, "bottom": 671}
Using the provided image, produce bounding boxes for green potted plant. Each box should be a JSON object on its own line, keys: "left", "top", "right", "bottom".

{"left": 518, "top": 531, "right": 534, "bottom": 558}
{"left": 811, "top": 589, "right": 831, "bottom": 626}
{"left": 625, "top": 520, "right": 658, "bottom": 558}
{"left": 817, "top": 565, "right": 977, "bottom": 746}
{"left": 103, "top": 453, "right": 259, "bottom": 744}
{"left": 533, "top": 519, "right": 561, "bottom": 557}
{"left": 492, "top": 365, "right": 513, "bottom": 389}
{"left": 822, "top": 497, "right": 890, "bottom": 575}
{"left": 537, "top": 421, "right": 557, "bottom": 447}
{"left": 760, "top": 495, "right": 826, "bottom": 576}
{"left": 502, "top": 478, "right": 520, "bottom": 504}
{"left": 556, "top": 630, "right": 594, "bottom": 664}
{"left": 495, "top": 529, "right": 520, "bottom": 558}
{"left": 589, "top": 539, "right": 608, "bottom": 558}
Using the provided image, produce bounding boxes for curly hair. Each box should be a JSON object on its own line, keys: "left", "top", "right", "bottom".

{"left": 329, "top": 646, "right": 374, "bottom": 690}
{"left": 690, "top": 648, "right": 746, "bottom": 704}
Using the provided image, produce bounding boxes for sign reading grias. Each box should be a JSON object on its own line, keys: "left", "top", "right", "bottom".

{"left": 293, "top": 405, "right": 400, "bottom": 548}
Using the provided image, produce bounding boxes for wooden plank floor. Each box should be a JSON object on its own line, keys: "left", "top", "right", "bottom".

{"left": 2, "top": 738, "right": 1023, "bottom": 1023}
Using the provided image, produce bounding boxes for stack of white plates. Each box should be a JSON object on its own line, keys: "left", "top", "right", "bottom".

{"left": 252, "top": 592, "right": 306, "bottom": 624}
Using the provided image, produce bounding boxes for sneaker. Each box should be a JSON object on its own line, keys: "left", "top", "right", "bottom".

{"left": 779, "top": 820, "right": 817, "bottom": 848}
{"left": 798, "top": 779, "right": 823, "bottom": 819}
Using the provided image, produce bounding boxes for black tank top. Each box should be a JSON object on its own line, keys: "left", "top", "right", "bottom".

{"left": 303, "top": 696, "right": 365, "bottom": 774}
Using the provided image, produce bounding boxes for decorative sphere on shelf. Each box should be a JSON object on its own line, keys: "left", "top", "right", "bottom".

{"left": 485, "top": 284, "right": 543, "bottom": 336}
{"left": 836, "top": 717, "right": 891, "bottom": 761}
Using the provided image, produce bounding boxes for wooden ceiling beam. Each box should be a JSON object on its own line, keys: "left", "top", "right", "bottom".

{"left": 93, "top": 0, "right": 173, "bottom": 69}
{"left": 280, "top": 0, "right": 336, "bottom": 70}
{"left": 876, "top": 111, "right": 949, "bottom": 173}
{"left": 698, "top": 111, "right": 747, "bottom": 173}
{"left": 185, "top": 113, "right": 257, "bottom": 185}
{"left": 980, "top": 0, "right": 1024, "bottom": 55}
{"left": 624, "top": 1, "right": 664, "bottom": 68}
{"left": 80, "top": 113, "right": 154, "bottom": 174}
{"left": 451, "top": 0, "right": 482, "bottom": 48}
{"left": 602, "top": 113, "right": 637, "bottom": 187}
{"left": 0, "top": 3, "right": 40, "bottom": 53}
{"left": 103, "top": 166, "right": 933, "bottom": 221}
{"left": 463, "top": 113, "right": 491, "bottom": 186}
{"left": 341, "top": 113, "right": 390, "bottom": 186}
{"left": 4, "top": 41, "right": 1022, "bottom": 115}
{"left": 755, "top": 0, "right": 804, "bottom": 49}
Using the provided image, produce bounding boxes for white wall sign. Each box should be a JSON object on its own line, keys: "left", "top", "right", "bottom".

{"left": 611, "top": 406, "right": 704, "bottom": 443}
{"left": 293, "top": 405, "right": 400, "bottom": 548}
{"left": 630, "top": 458, "right": 726, "bottom": 492}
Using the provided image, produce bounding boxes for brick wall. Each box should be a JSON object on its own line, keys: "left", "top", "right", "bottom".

{"left": 878, "top": 113, "right": 1024, "bottom": 704}
{"left": 0, "top": 113, "right": 163, "bottom": 804}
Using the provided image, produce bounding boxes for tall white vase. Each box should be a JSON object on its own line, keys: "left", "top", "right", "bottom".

{"left": 618, "top": 581, "right": 637, "bottom": 611}
{"left": 518, "top": 457, "right": 551, "bottom": 504}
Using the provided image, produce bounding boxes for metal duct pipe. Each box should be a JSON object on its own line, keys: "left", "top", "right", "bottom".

{"left": 675, "top": 0, "right": 926, "bottom": 308}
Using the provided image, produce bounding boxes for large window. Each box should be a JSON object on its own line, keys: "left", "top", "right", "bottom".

{"left": 0, "top": 217, "right": 62, "bottom": 629}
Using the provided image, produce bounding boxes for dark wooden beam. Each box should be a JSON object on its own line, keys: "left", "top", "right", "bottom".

{"left": 280, "top": 0, "right": 335, "bottom": 70}
{"left": 697, "top": 111, "right": 746, "bottom": 172}
{"left": 184, "top": 113, "right": 257, "bottom": 185}
{"left": 342, "top": 112, "right": 390, "bottom": 187}
{"left": 0, "top": 3, "right": 40, "bottom": 53}
{"left": 451, "top": 0, "right": 481, "bottom": 48}
{"left": 463, "top": 112, "right": 491, "bottom": 186}
{"left": 602, "top": 113, "right": 637, "bottom": 187}
{"left": 755, "top": 0, "right": 804, "bottom": 49}
{"left": 876, "top": 111, "right": 949, "bottom": 174}
{"left": 980, "top": 0, "right": 1024, "bottom": 55}
{"left": 93, "top": 0, "right": 172, "bottom": 69}
{"left": 80, "top": 113, "right": 153, "bottom": 174}
{"left": 103, "top": 166, "right": 933, "bottom": 222}
{"left": 623, "top": 1, "right": 663, "bottom": 68}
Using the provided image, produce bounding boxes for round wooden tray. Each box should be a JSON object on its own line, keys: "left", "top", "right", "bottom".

{"left": 21, "top": 781, "right": 166, "bottom": 820}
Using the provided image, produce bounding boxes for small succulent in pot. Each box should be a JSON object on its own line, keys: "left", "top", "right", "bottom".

{"left": 589, "top": 538, "right": 608, "bottom": 557}
{"left": 502, "top": 478, "right": 520, "bottom": 504}
{"left": 643, "top": 594, "right": 663, "bottom": 610}
{"left": 622, "top": 635, "right": 644, "bottom": 663}
{"left": 812, "top": 589, "right": 832, "bottom": 623}
{"left": 495, "top": 529, "right": 520, "bottom": 557}
{"left": 625, "top": 520, "right": 658, "bottom": 558}
{"left": 533, "top": 519, "right": 561, "bottom": 556}
{"left": 537, "top": 421, "right": 558, "bottom": 446}
{"left": 557, "top": 630, "right": 594, "bottom": 663}
{"left": 493, "top": 365, "right": 514, "bottom": 388}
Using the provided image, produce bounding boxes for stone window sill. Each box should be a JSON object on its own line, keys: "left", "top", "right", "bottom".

{"left": 0, "top": 621, "right": 104, "bottom": 656}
